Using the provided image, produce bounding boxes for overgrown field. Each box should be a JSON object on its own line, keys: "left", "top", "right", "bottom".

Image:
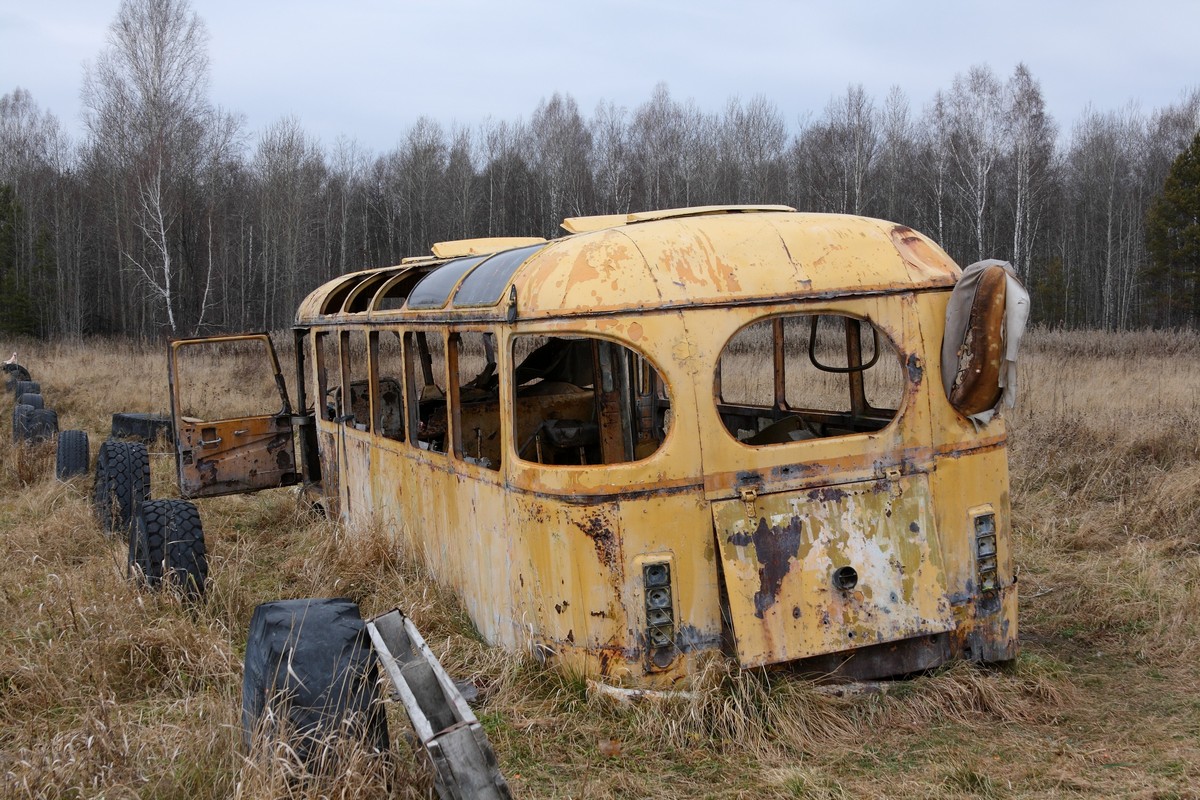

{"left": 1, "top": 330, "right": 1199, "bottom": 799}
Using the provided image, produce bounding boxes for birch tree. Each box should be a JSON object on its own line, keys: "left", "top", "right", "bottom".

{"left": 941, "top": 65, "right": 1006, "bottom": 262}
{"left": 82, "top": 0, "right": 225, "bottom": 334}
{"left": 1003, "top": 64, "right": 1056, "bottom": 280}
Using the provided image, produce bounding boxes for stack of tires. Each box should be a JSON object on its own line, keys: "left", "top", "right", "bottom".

{"left": 4, "top": 359, "right": 90, "bottom": 480}
{"left": 6, "top": 362, "right": 62, "bottom": 450}
{"left": 91, "top": 425, "right": 207, "bottom": 601}
{"left": 3, "top": 359, "right": 208, "bottom": 601}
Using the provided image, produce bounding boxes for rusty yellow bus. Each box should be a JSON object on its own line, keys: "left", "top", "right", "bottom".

{"left": 168, "top": 205, "right": 1020, "bottom": 688}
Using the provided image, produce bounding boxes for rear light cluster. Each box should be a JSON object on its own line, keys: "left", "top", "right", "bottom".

{"left": 643, "top": 562, "right": 674, "bottom": 651}
{"left": 974, "top": 513, "right": 998, "bottom": 593}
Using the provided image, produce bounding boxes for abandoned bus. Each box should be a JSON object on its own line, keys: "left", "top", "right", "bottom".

{"left": 168, "top": 205, "right": 1020, "bottom": 688}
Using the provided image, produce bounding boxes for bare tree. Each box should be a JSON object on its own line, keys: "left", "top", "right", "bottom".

{"left": 1065, "top": 105, "right": 1143, "bottom": 328}
{"left": 1003, "top": 64, "right": 1056, "bottom": 280}
{"left": 631, "top": 83, "right": 686, "bottom": 210}
{"left": 0, "top": 89, "right": 69, "bottom": 335}
{"left": 877, "top": 86, "right": 916, "bottom": 222}
{"left": 445, "top": 126, "right": 478, "bottom": 239}
{"left": 591, "top": 100, "right": 632, "bottom": 214}
{"left": 719, "top": 95, "right": 787, "bottom": 203}
{"left": 82, "top": 0, "right": 223, "bottom": 334}
{"left": 253, "top": 116, "right": 326, "bottom": 329}
{"left": 531, "top": 93, "right": 593, "bottom": 235}
{"left": 941, "top": 65, "right": 1007, "bottom": 262}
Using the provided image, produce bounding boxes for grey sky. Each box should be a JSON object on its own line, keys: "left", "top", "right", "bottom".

{"left": 2, "top": 0, "right": 1197, "bottom": 154}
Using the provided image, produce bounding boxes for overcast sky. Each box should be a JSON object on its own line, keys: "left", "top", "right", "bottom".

{"left": 2, "top": 0, "right": 1197, "bottom": 154}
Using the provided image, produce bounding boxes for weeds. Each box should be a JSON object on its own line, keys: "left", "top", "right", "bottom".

{"left": 1, "top": 330, "right": 1199, "bottom": 797}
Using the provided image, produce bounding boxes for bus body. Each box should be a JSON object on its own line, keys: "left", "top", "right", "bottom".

{"left": 168, "top": 206, "right": 1017, "bottom": 688}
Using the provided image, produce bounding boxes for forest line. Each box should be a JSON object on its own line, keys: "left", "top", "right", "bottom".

{"left": 1, "top": 0, "right": 1198, "bottom": 338}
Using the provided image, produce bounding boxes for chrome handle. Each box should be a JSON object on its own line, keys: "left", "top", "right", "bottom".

{"left": 198, "top": 437, "right": 222, "bottom": 447}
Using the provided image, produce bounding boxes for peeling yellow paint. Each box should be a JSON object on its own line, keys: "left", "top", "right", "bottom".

{"left": 183, "top": 208, "right": 1018, "bottom": 689}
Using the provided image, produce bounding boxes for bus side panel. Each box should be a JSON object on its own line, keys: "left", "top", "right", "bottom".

{"left": 313, "top": 427, "right": 341, "bottom": 517}
{"left": 506, "top": 495, "right": 628, "bottom": 668}
{"left": 502, "top": 487, "right": 718, "bottom": 685}
{"left": 362, "top": 446, "right": 514, "bottom": 648}
{"left": 615, "top": 490, "right": 724, "bottom": 681}
{"left": 915, "top": 291, "right": 1018, "bottom": 662}
{"left": 341, "top": 430, "right": 373, "bottom": 524}
{"left": 927, "top": 448, "right": 1018, "bottom": 661}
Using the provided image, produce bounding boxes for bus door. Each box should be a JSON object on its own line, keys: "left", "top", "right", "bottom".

{"left": 168, "top": 333, "right": 299, "bottom": 499}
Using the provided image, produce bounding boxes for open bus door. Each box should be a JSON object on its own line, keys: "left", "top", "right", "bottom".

{"left": 168, "top": 333, "right": 300, "bottom": 499}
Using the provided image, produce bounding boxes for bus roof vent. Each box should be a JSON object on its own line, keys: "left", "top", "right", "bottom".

{"left": 561, "top": 205, "right": 795, "bottom": 234}
{"left": 431, "top": 236, "right": 547, "bottom": 259}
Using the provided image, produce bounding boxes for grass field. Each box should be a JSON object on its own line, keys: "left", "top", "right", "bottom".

{"left": 1, "top": 329, "right": 1199, "bottom": 799}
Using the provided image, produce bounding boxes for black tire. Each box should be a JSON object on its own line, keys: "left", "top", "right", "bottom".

{"left": 55, "top": 430, "right": 90, "bottom": 480}
{"left": 17, "top": 392, "right": 43, "bottom": 410}
{"left": 110, "top": 412, "right": 173, "bottom": 444}
{"left": 241, "top": 598, "right": 389, "bottom": 764}
{"left": 93, "top": 440, "right": 150, "bottom": 537}
{"left": 12, "top": 380, "right": 40, "bottom": 399}
{"left": 130, "top": 499, "right": 204, "bottom": 597}
{"left": 164, "top": 503, "right": 207, "bottom": 599}
{"left": 11, "top": 403, "right": 33, "bottom": 443}
{"left": 4, "top": 363, "right": 32, "bottom": 389}
{"left": 24, "top": 408, "right": 58, "bottom": 444}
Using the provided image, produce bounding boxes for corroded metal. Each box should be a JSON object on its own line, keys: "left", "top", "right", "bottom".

{"left": 176, "top": 208, "right": 1019, "bottom": 688}
{"left": 168, "top": 333, "right": 299, "bottom": 500}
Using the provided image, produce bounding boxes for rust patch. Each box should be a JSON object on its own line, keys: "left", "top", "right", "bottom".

{"left": 728, "top": 515, "right": 804, "bottom": 618}
{"left": 905, "top": 352, "right": 923, "bottom": 384}
{"left": 807, "top": 486, "right": 848, "bottom": 504}
{"left": 196, "top": 459, "right": 218, "bottom": 486}
{"left": 575, "top": 513, "right": 620, "bottom": 570}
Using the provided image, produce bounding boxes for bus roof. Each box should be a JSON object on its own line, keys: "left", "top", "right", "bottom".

{"left": 295, "top": 208, "right": 961, "bottom": 324}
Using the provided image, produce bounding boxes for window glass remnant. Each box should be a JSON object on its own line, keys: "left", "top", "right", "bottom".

{"left": 373, "top": 268, "right": 431, "bottom": 312}
{"left": 453, "top": 244, "right": 546, "bottom": 307}
{"left": 407, "top": 257, "right": 487, "bottom": 309}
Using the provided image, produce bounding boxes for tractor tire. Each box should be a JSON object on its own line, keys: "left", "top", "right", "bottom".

{"left": 55, "top": 430, "right": 90, "bottom": 480}
{"left": 241, "top": 598, "right": 389, "bottom": 765}
{"left": 131, "top": 499, "right": 204, "bottom": 598}
{"left": 110, "top": 412, "right": 173, "bottom": 444}
{"left": 17, "top": 392, "right": 43, "bottom": 410}
{"left": 12, "top": 380, "right": 40, "bottom": 399}
{"left": 11, "top": 403, "right": 33, "bottom": 443}
{"left": 93, "top": 440, "right": 150, "bottom": 538}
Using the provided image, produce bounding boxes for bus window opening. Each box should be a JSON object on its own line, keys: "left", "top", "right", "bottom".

{"left": 511, "top": 335, "right": 669, "bottom": 465}
{"left": 716, "top": 313, "right": 903, "bottom": 445}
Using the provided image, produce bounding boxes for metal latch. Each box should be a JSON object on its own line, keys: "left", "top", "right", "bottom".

{"left": 740, "top": 487, "right": 758, "bottom": 519}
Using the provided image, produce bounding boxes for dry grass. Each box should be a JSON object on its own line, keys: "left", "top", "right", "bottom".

{"left": 0, "top": 328, "right": 1198, "bottom": 798}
